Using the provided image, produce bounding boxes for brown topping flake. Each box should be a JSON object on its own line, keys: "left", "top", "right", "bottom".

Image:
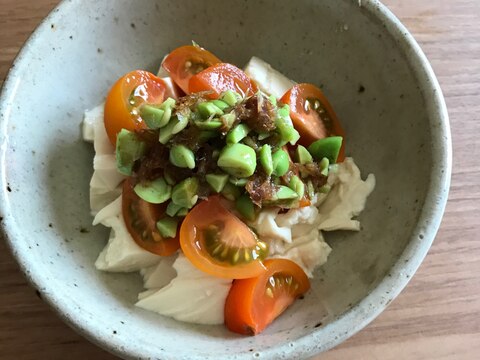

{"left": 236, "top": 94, "right": 276, "bottom": 133}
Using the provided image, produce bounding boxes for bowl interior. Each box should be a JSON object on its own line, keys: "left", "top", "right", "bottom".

{"left": 0, "top": 0, "right": 446, "bottom": 358}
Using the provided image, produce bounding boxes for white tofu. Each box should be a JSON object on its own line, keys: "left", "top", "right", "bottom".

{"left": 316, "top": 158, "right": 376, "bottom": 231}
{"left": 94, "top": 196, "right": 160, "bottom": 272}
{"left": 136, "top": 255, "right": 232, "bottom": 325}
{"left": 244, "top": 56, "right": 296, "bottom": 99}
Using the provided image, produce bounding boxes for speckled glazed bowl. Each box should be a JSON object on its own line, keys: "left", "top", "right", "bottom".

{"left": 0, "top": 0, "right": 451, "bottom": 359}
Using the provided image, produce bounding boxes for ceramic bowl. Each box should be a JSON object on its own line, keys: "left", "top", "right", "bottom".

{"left": 0, "top": 0, "right": 451, "bottom": 359}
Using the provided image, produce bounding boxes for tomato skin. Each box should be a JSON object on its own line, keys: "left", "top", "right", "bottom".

{"left": 189, "top": 63, "right": 258, "bottom": 99}
{"left": 162, "top": 45, "right": 221, "bottom": 94}
{"left": 224, "top": 259, "right": 310, "bottom": 335}
{"left": 122, "top": 178, "right": 180, "bottom": 256}
{"left": 104, "top": 70, "right": 168, "bottom": 146}
{"left": 280, "top": 83, "right": 345, "bottom": 162}
{"left": 179, "top": 196, "right": 267, "bottom": 279}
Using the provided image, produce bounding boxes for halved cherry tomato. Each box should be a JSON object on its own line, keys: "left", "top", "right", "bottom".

{"left": 280, "top": 83, "right": 346, "bottom": 162}
{"left": 104, "top": 70, "right": 168, "bottom": 145}
{"left": 224, "top": 258, "right": 310, "bottom": 335}
{"left": 179, "top": 195, "right": 267, "bottom": 279}
{"left": 122, "top": 178, "right": 180, "bottom": 256}
{"left": 189, "top": 63, "right": 258, "bottom": 99}
{"left": 162, "top": 45, "right": 221, "bottom": 94}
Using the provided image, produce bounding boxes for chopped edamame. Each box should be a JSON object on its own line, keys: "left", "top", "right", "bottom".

{"left": 235, "top": 194, "right": 256, "bottom": 221}
{"left": 205, "top": 173, "right": 229, "bottom": 193}
{"left": 217, "top": 143, "right": 257, "bottom": 178}
{"left": 295, "top": 145, "right": 313, "bottom": 164}
{"left": 134, "top": 177, "right": 171, "bottom": 204}
{"left": 156, "top": 217, "right": 179, "bottom": 238}
{"left": 226, "top": 124, "right": 250, "bottom": 144}
{"left": 171, "top": 177, "right": 199, "bottom": 209}
{"left": 116, "top": 129, "right": 146, "bottom": 175}
{"left": 259, "top": 144, "right": 273, "bottom": 176}
{"left": 169, "top": 145, "right": 196, "bottom": 169}
{"left": 308, "top": 136, "right": 343, "bottom": 163}
{"left": 272, "top": 149, "right": 289, "bottom": 177}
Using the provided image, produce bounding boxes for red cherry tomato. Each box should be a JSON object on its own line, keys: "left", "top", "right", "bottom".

{"left": 179, "top": 196, "right": 268, "bottom": 279}
{"left": 281, "top": 83, "right": 346, "bottom": 162}
{"left": 162, "top": 45, "right": 221, "bottom": 94}
{"left": 224, "top": 259, "right": 310, "bottom": 335}
{"left": 189, "top": 63, "right": 258, "bottom": 99}
{"left": 122, "top": 178, "right": 180, "bottom": 256}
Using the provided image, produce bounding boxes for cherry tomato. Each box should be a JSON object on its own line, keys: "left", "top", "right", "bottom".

{"left": 162, "top": 45, "right": 221, "bottom": 94}
{"left": 224, "top": 259, "right": 310, "bottom": 335}
{"left": 104, "top": 70, "right": 168, "bottom": 145}
{"left": 122, "top": 178, "right": 180, "bottom": 256}
{"left": 179, "top": 196, "right": 267, "bottom": 279}
{"left": 280, "top": 83, "right": 346, "bottom": 162}
{"left": 189, "top": 63, "right": 258, "bottom": 99}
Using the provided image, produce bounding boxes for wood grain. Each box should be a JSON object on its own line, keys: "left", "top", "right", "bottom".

{"left": 1, "top": 0, "right": 479, "bottom": 359}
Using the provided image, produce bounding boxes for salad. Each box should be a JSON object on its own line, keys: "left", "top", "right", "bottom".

{"left": 83, "top": 44, "right": 375, "bottom": 335}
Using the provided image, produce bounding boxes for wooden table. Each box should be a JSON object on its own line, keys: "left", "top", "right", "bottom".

{"left": 1, "top": 1, "right": 479, "bottom": 359}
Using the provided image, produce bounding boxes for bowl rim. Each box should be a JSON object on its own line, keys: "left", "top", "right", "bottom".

{"left": 0, "top": 0, "right": 452, "bottom": 358}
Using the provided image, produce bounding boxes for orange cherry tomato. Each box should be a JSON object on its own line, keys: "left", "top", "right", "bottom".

{"left": 224, "top": 259, "right": 310, "bottom": 335}
{"left": 162, "top": 45, "right": 221, "bottom": 94}
{"left": 280, "top": 83, "right": 346, "bottom": 162}
{"left": 179, "top": 196, "right": 268, "bottom": 279}
{"left": 104, "top": 70, "right": 168, "bottom": 145}
{"left": 189, "top": 63, "right": 258, "bottom": 99}
{"left": 122, "top": 178, "right": 180, "bottom": 256}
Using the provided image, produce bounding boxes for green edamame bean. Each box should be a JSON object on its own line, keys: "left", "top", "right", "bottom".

{"left": 205, "top": 173, "right": 229, "bottom": 193}
{"left": 295, "top": 145, "right": 313, "bottom": 164}
{"left": 217, "top": 143, "right": 257, "bottom": 178}
{"left": 171, "top": 177, "right": 199, "bottom": 209}
{"left": 171, "top": 113, "right": 189, "bottom": 134}
{"left": 134, "top": 177, "right": 171, "bottom": 204}
{"left": 198, "top": 102, "right": 223, "bottom": 118}
{"left": 276, "top": 105, "right": 300, "bottom": 146}
{"left": 211, "top": 99, "right": 230, "bottom": 111}
{"left": 307, "top": 180, "right": 315, "bottom": 199}
{"left": 308, "top": 136, "right": 343, "bottom": 163}
{"left": 176, "top": 207, "right": 189, "bottom": 217}
{"left": 115, "top": 129, "right": 146, "bottom": 175}
{"left": 166, "top": 201, "right": 183, "bottom": 217}
{"left": 229, "top": 177, "right": 249, "bottom": 187}
{"left": 226, "top": 124, "right": 250, "bottom": 144}
{"left": 268, "top": 94, "right": 277, "bottom": 106}
{"left": 235, "top": 194, "right": 256, "bottom": 221}
{"left": 160, "top": 97, "right": 176, "bottom": 109}
{"left": 169, "top": 145, "right": 195, "bottom": 169}
{"left": 272, "top": 149, "right": 289, "bottom": 177}
{"left": 276, "top": 185, "right": 299, "bottom": 200}
{"left": 289, "top": 175, "right": 305, "bottom": 199}
{"left": 156, "top": 217, "right": 179, "bottom": 238}
{"left": 259, "top": 144, "right": 273, "bottom": 176}
{"left": 319, "top": 157, "right": 330, "bottom": 176}
{"left": 140, "top": 97, "right": 176, "bottom": 129}
{"left": 158, "top": 114, "right": 189, "bottom": 144}
{"left": 194, "top": 120, "right": 223, "bottom": 130}
{"left": 221, "top": 182, "right": 241, "bottom": 201}
{"left": 221, "top": 90, "right": 241, "bottom": 106}
{"left": 219, "top": 113, "right": 236, "bottom": 130}
{"left": 140, "top": 105, "right": 166, "bottom": 129}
